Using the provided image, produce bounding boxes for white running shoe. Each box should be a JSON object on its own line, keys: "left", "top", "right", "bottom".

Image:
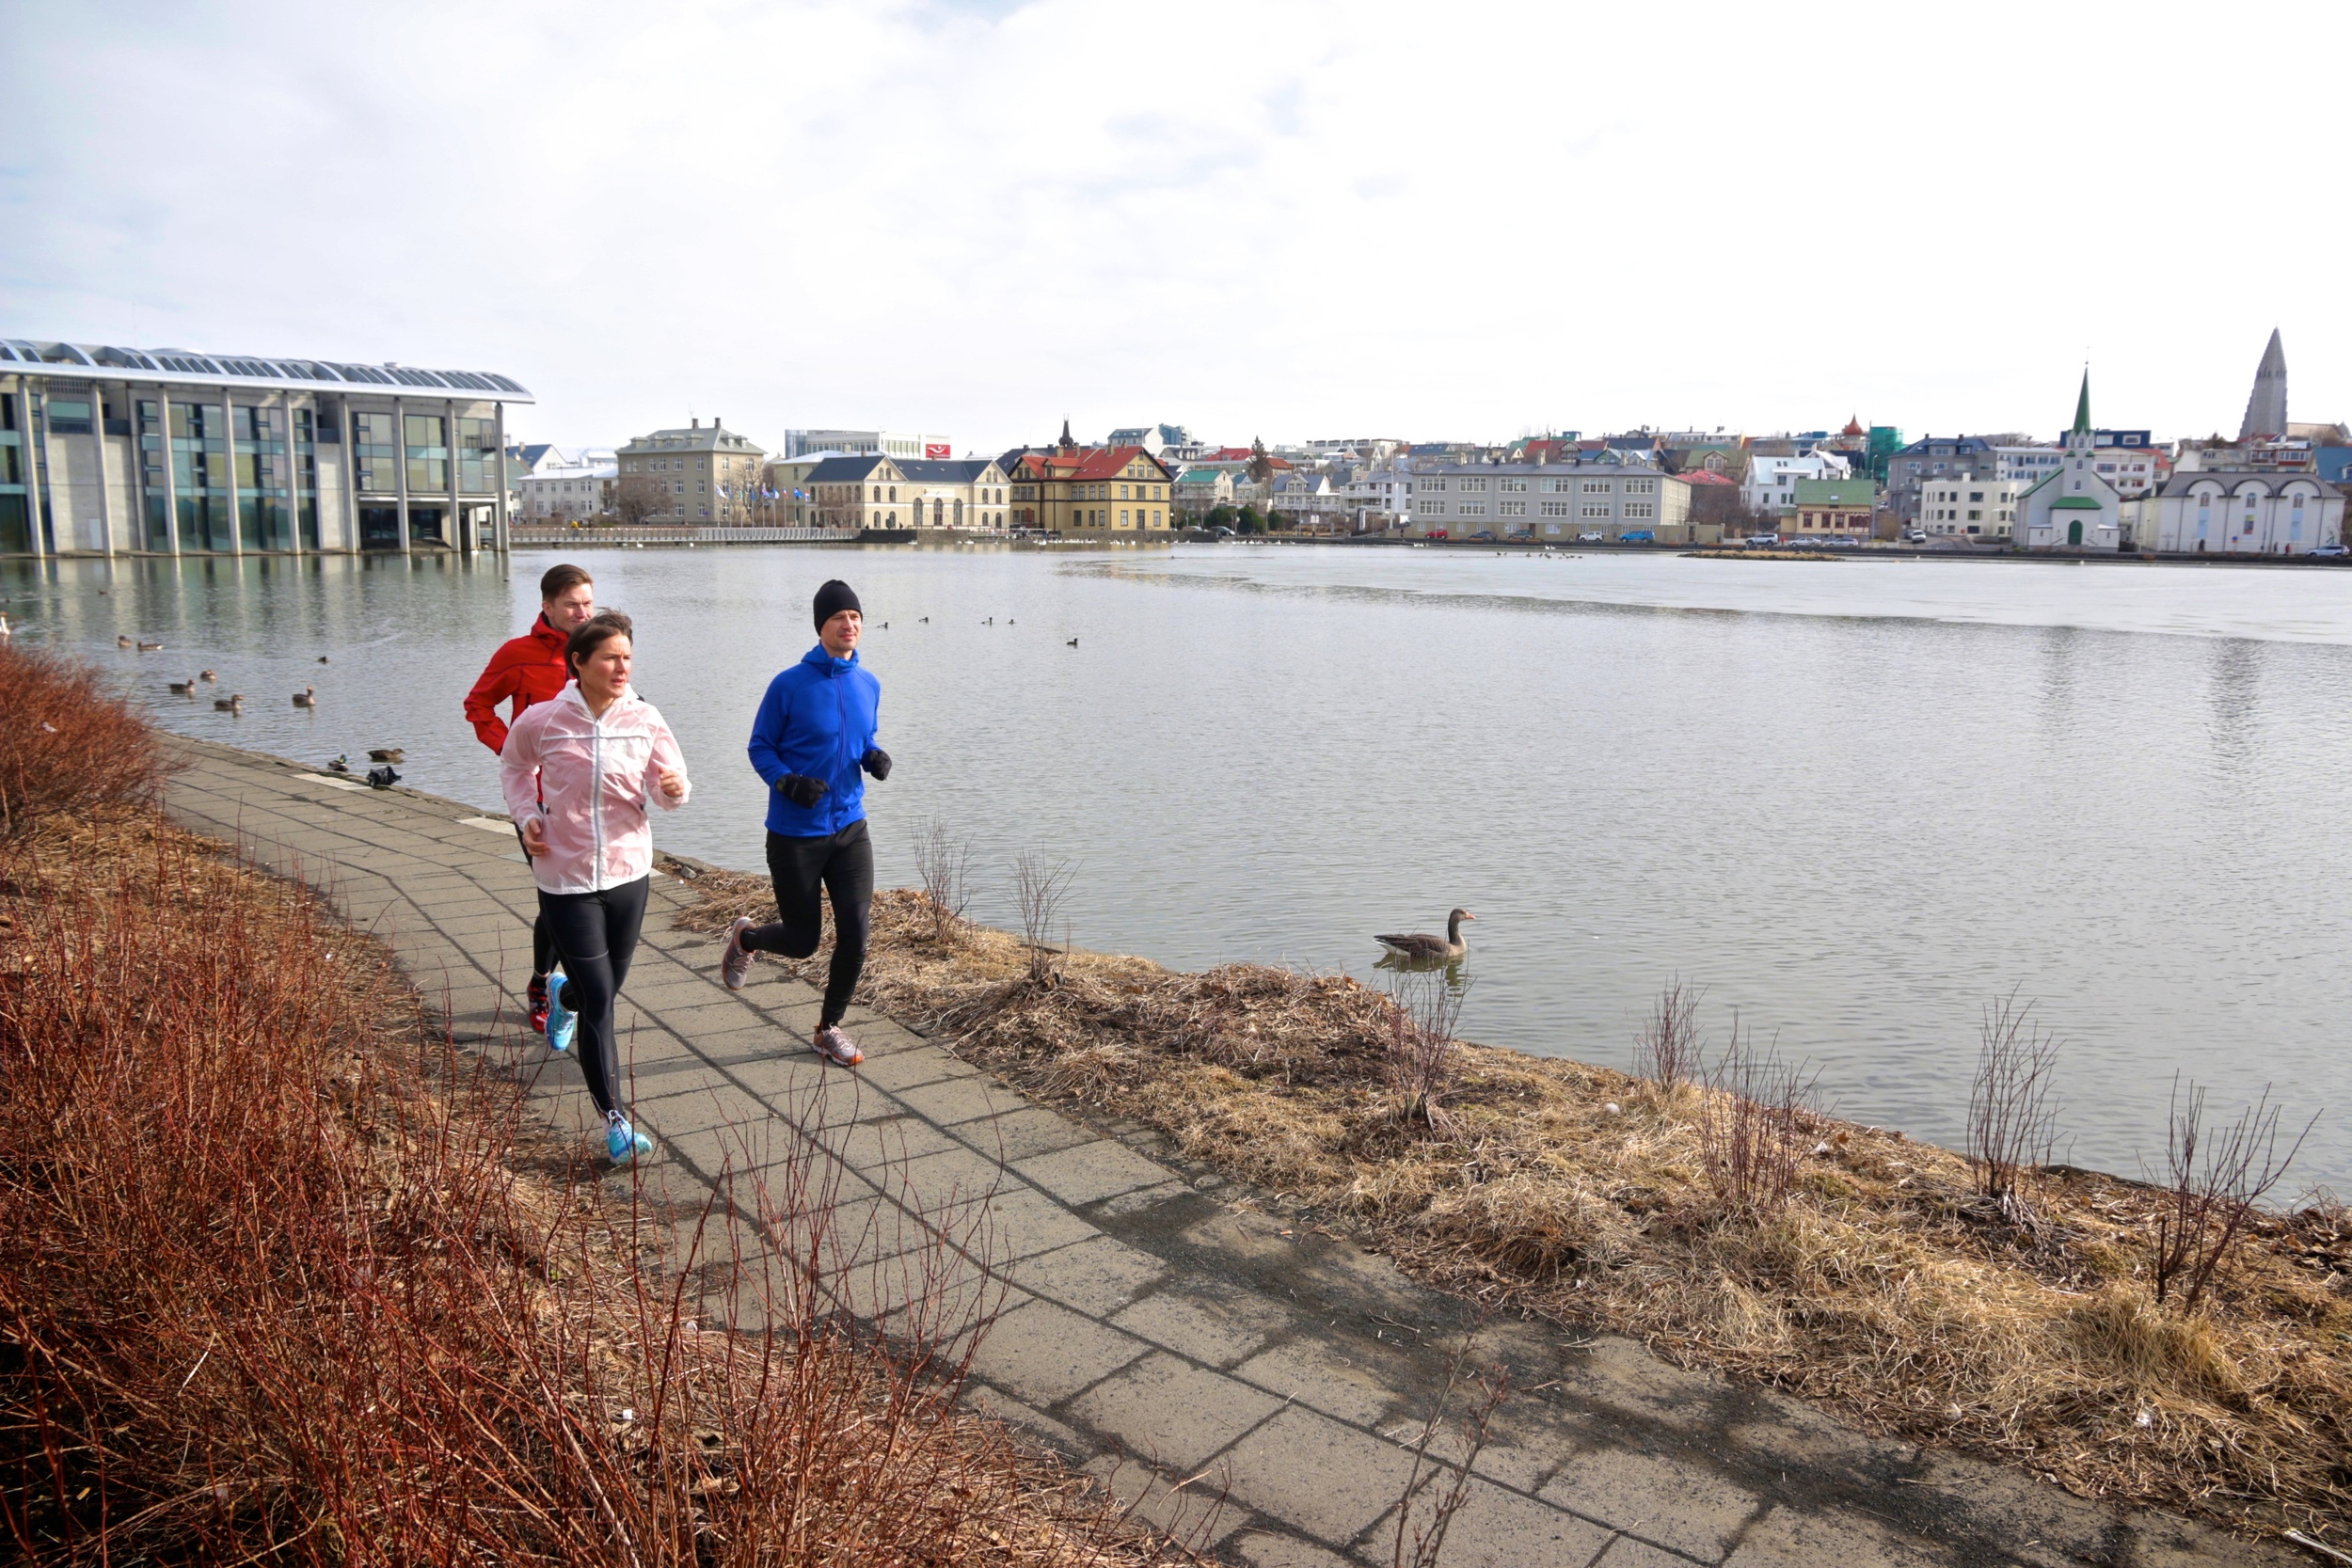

{"left": 721, "top": 916, "right": 756, "bottom": 991}
{"left": 814, "top": 1024, "right": 864, "bottom": 1067}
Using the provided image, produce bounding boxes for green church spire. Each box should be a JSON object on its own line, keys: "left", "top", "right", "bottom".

{"left": 2071, "top": 367, "right": 2091, "bottom": 436}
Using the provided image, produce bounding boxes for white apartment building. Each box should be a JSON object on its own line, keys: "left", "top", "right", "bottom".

{"left": 780, "top": 429, "right": 949, "bottom": 461}
{"left": 1989, "top": 447, "right": 2063, "bottom": 487}
{"left": 1741, "top": 451, "right": 1851, "bottom": 515}
{"left": 1917, "top": 476, "right": 2026, "bottom": 540}
{"left": 1412, "top": 463, "right": 1692, "bottom": 541}
{"left": 519, "top": 461, "right": 616, "bottom": 521}
{"left": 1343, "top": 466, "right": 1414, "bottom": 530}
{"left": 2142, "top": 473, "right": 2343, "bottom": 555}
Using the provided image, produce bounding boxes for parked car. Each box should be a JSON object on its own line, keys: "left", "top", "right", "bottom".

{"left": 1424, "top": 529, "right": 1449, "bottom": 540}
{"left": 1210, "top": 525, "right": 1234, "bottom": 537}
{"left": 1743, "top": 532, "right": 1780, "bottom": 547}
{"left": 1903, "top": 530, "right": 1927, "bottom": 544}
{"left": 2312, "top": 544, "right": 2349, "bottom": 558}
{"left": 1578, "top": 531, "right": 1607, "bottom": 543}
{"left": 1469, "top": 530, "right": 1497, "bottom": 541}
{"left": 1618, "top": 530, "right": 1656, "bottom": 544}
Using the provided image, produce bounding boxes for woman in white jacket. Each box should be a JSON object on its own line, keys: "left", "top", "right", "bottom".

{"left": 500, "top": 610, "right": 690, "bottom": 1164}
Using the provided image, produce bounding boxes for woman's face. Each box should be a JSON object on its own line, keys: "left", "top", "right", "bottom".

{"left": 578, "top": 634, "right": 632, "bottom": 701}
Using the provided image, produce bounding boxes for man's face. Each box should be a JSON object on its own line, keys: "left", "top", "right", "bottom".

{"left": 820, "top": 609, "right": 862, "bottom": 656}
{"left": 545, "top": 581, "right": 596, "bottom": 629}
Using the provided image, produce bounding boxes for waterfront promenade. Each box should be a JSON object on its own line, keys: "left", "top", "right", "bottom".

{"left": 163, "top": 735, "right": 2293, "bottom": 1568}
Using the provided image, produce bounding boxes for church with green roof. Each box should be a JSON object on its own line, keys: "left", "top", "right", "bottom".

{"left": 2017, "top": 371, "right": 2123, "bottom": 551}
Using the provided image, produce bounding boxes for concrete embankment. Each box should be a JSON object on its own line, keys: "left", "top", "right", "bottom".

{"left": 160, "top": 735, "right": 2301, "bottom": 1568}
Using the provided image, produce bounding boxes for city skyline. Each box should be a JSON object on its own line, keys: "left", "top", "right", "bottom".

{"left": 5, "top": 1, "right": 2349, "bottom": 454}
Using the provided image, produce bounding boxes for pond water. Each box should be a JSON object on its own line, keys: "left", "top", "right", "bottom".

{"left": 12, "top": 543, "right": 2352, "bottom": 1193}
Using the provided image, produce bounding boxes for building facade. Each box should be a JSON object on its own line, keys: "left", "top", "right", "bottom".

{"left": 1004, "top": 436, "right": 1175, "bottom": 535}
{"left": 1885, "top": 435, "right": 1994, "bottom": 521}
{"left": 615, "top": 420, "right": 767, "bottom": 523}
{"left": 780, "top": 429, "right": 950, "bottom": 461}
{"left": 1788, "top": 477, "right": 1878, "bottom": 536}
{"left": 1173, "top": 466, "right": 1234, "bottom": 515}
{"left": 2017, "top": 376, "right": 2123, "bottom": 551}
{"left": 1741, "top": 451, "right": 1851, "bottom": 515}
{"left": 803, "top": 454, "right": 1011, "bottom": 531}
{"left": 519, "top": 460, "right": 617, "bottom": 521}
{"left": 1411, "top": 463, "right": 1693, "bottom": 541}
{"left": 1917, "top": 476, "right": 2025, "bottom": 540}
{"left": 0, "top": 338, "right": 530, "bottom": 557}
{"left": 2142, "top": 473, "right": 2343, "bottom": 555}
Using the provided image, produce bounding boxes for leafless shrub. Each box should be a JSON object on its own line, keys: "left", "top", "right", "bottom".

{"left": 0, "top": 812, "right": 1163, "bottom": 1564}
{"left": 1384, "top": 969, "right": 1470, "bottom": 1130}
{"left": 910, "top": 816, "right": 974, "bottom": 945}
{"left": 1389, "top": 1331, "right": 1507, "bottom": 1568}
{"left": 1011, "top": 851, "right": 1075, "bottom": 982}
{"left": 1967, "top": 989, "right": 2064, "bottom": 1224}
{"left": 1699, "top": 1017, "right": 1818, "bottom": 1218}
{"left": 0, "top": 645, "right": 174, "bottom": 846}
{"left": 1634, "top": 978, "right": 1704, "bottom": 1092}
{"left": 2148, "top": 1076, "right": 2317, "bottom": 1313}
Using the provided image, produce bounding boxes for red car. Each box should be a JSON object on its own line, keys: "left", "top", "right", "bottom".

{"left": 1424, "top": 529, "right": 1448, "bottom": 540}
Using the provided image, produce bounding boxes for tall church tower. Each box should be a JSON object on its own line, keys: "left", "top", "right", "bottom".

{"left": 2238, "top": 328, "right": 2288, "bottom": 441}
{"left": 2065, "top": 366, "right": 2093, "bottom": 451}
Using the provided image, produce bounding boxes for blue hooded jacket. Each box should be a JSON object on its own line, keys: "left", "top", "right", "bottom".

{"left": 748, "top": 644, "right": 881, "bottom": 836}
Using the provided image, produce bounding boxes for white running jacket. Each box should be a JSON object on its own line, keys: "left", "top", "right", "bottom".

{"left": 501, "top": 683, "right": 691, "bottom": 895}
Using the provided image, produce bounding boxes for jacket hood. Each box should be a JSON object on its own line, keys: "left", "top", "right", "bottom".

{"left": 532, "top": 613, "right": 571, "bottom": 651}
{"left": 801, "top": 643, "right": 860, "bottom": 675}
{"left": 555, "top": 679, "right": 644, "bottom": 718}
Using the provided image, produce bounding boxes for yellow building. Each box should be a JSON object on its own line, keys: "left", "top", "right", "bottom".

{"left": 1004, "top": 424, "right": 1175, "bottom": 535}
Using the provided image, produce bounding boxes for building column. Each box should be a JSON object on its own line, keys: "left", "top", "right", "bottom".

{"left": 26, "top": 383, "right": 48, "bottom": 560}
{"left": 445, "top": 397, "right": 463, "bottom": 550}
{"left": 91, "top": 397, "right": 116, "bottom": 557}
{"left": 222, "top": 389, "right": 243, "bottom": 557}
{"left": 337, "top": 401, "right": 360, "bottom": 554}
{"left": 160, "top": 389, "right": 182, "bottom": 560}
{"left": 284, "top": 390, "right": 303, "bottom": 557}
{"left": 493, "top": 401, "right": 509, "bottom": 552}
{"left": 393, "top": 396, "right": 410, "bottom": 554}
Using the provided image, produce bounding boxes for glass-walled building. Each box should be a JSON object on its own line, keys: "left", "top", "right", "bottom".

{"left": 0, "top": 340, "right": 532, "bottom": 557}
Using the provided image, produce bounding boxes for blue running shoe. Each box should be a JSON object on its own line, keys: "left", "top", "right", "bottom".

{"left": 606, "top": 1116, "right": 651, "bottom": 1165}
{"left": 546, "top": 973, "right": 577, "bottom": 1054}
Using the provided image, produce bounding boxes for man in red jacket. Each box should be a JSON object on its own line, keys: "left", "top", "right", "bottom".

{"left": 466, "top": 562, "right": 596, "bottom": 1030}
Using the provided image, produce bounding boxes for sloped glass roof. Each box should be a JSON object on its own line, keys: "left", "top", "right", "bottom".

{"left": 0, "top": 341, "right": 532, "bottom": 401}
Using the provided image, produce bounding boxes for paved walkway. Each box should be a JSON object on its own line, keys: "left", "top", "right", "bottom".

{"left": 164, "top": 737, "right": 2296, "bottom": 1568}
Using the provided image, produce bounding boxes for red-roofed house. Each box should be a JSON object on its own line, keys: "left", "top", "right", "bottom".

{"left": 1005, "top": 424, "right": 1177, "bottom": 535}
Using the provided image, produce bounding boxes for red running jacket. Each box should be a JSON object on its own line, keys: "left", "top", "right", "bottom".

{"left": 464, "top": 614, "right": 572, "bottom": 754}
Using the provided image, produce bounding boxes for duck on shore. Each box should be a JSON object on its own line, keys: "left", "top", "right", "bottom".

{"left": 1374, "top": 908, "right": 1475, "bottom": 963}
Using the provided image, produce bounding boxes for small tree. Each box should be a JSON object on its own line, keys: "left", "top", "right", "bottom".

{"left": 1206, "top": 504, "right": 1237, "bottom": 531}
{"left": 1235, "top": 505, "right": 1266, "bottom": 535}
{"left": 1247, "top": 437, "right": 1274, "bottom": 487}
{"left": 613, "top": 474, "right": 669, "bottom": 526}
{"left": 1967, "top": 990, "right": 2063, "bottom": 1224}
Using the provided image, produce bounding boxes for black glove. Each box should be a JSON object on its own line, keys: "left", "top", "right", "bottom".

{"left": 862, "top": 748, "right": 892, "bottom": 781}
{"left": 775, "top": 774, "right": 828, "bottom": 808}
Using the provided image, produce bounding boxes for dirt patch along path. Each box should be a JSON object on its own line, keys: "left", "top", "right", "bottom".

{"left": 159, "top": 736, "right": 2307, "bottom": 1568}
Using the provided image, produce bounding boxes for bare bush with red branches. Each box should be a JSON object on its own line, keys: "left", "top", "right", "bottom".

{"left": 0, "top": 808, "right": 1166, "bottom": 1565}
{"left": 1384, "top": 969, "right": 1470, "bottom": 1130}
{"left": 1966, "top": 989, "right": 2064, "bottom": 1225}
{"left": 0, "top": 645, "right": 173, "bottom": 845}
{"left": 2148, "top": 1075, "right": 2317, "bottom": 1314}
{"left": 1698, "top": 1019, "right": 1818, "bottom": 1219}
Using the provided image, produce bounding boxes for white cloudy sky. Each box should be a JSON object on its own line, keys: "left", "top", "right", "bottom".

{"left": 3, "top": 1, "right": 2346, "bottom": 454}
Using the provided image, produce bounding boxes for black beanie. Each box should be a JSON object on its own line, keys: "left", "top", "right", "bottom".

{"left": 813, "top": 579, "right": 861, "bottom": 633}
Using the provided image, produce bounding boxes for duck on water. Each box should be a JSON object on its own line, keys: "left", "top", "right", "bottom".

{"left": 1374, "top": 908, "right": 1475, "bottom": 963}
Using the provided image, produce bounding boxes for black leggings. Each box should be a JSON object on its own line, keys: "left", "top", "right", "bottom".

{"left": 537, "top": 875, "right": 651, "bottom": 1118}
{"left": 740, "top": 820, "right": 873, "bottom": 1029}
{"left": 516, "top": 825, "right": 558, "bottom": 977}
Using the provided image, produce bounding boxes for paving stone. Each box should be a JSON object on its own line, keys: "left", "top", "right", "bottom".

{"left": 855, "top": 1045, "right": 977, "bottom": 1093}
{"left": 1068, "top": 1352, "right": 1283, "bottom": 1471}
{"left": 1110, "top": 1279, "right": 1292, "bottom": 1369}
{"left": 1218, "top": 1407, "right": 1420, "bottom": 1548}
{"left": 817, "top": 1111, "right": 961, "bottom": 1171}
{"left": 1004, "top": 1235, "right": 1168, "bottom": 1317}
{"left": 1366, "top": 1477, "right": 1615, "bottom": 1568}
{"left": 882, "top": 1144, "right": 1026, "bottom": 1212}
{"left": 950, "top": 1103, "right": 1098, "bottom": 1163}
{"left": 1012, "top": 1138, "right": 1172, "bottom": 1205}
{"left": 1233, "top": 1339, "right": 1399, "bottom": 1427}
{"left": 965, "top": 1298, "right": 1149, "bottom": 1406}
{"left": 1722, "top": 1504, "right": 1947, "bottom": 1567}
{"left": 1588, "top": 1537, "right": 1697, "bottom": 1567}
{"left": 1540, "top": 1448, "right": 1759, "bottom": 1560}
{"left": 1082, "top": 1452, "right": 1242, "bottom": 1554}
{"left": 963, "top": 1380, "right": 1092, "bottom": 1463}
{"left": 893, "top": 1073, "right": 1034, "bottom": 1127}
{"left": 973, "top": 1184, "right": 1109, "bottom": 1261}
{"left": 1551, "top": 1336, "right": 1725, "bottom": 1437}
{"left": 1229, "top": 1530, "right": 1359, "bottom": 1568}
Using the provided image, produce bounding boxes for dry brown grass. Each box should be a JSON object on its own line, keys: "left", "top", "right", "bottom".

{"left": 0, "top": 671, "right": 1178, "bottom": 1565}
{"left": 0, "top": 645, "right": 175, "bottom": 844}
{"left": 678, "top": 876, "right": 2352, "bottom": 1550}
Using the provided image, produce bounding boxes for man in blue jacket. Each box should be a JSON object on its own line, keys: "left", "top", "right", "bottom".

{"left": 720, "top": 578, "right": 890, "bottom": 1065}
